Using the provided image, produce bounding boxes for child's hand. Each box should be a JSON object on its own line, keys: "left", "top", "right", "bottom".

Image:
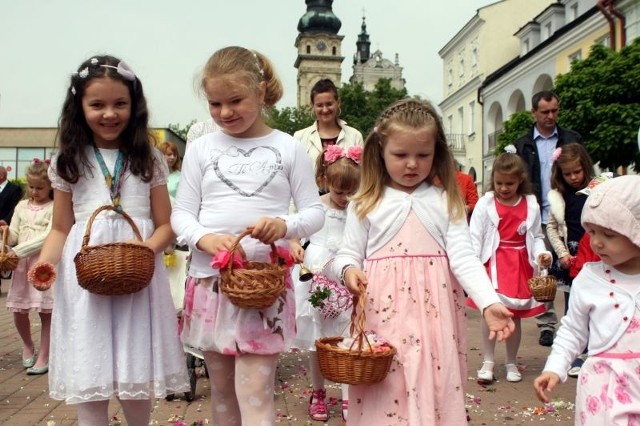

{"left": 538, "top": 253, "right": 552, "bottom": 268}
{"left": 482, "top": 303, "right": 515, "bottom": 342}
{"left": 250, "top": 217, "right": 287, "bottom": 245}
{"left": 533, "top": 372, "right": 560, "bottom": 403}
{"left": 344, "top": 267, "right": 367, "bottom": 295}
{"left": 289, "top": 240, "right": 305, "bottom": 263}
{"left": 197, "top": 234, "right": 246, "bottom": 258}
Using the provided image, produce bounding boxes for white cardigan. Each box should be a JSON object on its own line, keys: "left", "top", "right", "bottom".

{"left": 546, "top": 189, "right": 570, "bottom": 259}
{"left": 330, "top": 183, "right": 500, "bottom": 311}
{"left": 469, "top": 192, "right": 550, "bottom": 289}
{"left": 543, "top": 262, "right": 640, "bottom": 382}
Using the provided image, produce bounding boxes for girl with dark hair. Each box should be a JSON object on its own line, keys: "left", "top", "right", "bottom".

{"left": 30, "top": 55, "right": 188, "bottom": 425}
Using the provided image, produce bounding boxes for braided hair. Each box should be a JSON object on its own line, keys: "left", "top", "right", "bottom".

{"left": 352, "top": 99, "right": 464, "bottom": 221}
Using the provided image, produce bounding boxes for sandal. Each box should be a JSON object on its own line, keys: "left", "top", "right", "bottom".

{"left": 342, "top": 399, "right": 348, "bottom": 421}
{"left": 309, "top": 389, "right": 328, "bottom": 422}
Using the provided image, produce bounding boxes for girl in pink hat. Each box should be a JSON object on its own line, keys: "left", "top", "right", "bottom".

{"left": 534, "top": 174, "right": 640, "bottom": 425}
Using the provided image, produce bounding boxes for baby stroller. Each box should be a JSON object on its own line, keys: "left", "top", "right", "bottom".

{"left": 164, "top": 248, "right": 208, "bottom": 402}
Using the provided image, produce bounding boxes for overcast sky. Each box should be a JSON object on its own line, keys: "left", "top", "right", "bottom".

{"left": 0, "top": 0, "right": 491, "bottom": 129}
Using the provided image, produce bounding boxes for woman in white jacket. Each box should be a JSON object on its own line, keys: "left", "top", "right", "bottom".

{"left": 468, "top": 147, "right": 551, "bottom": 384}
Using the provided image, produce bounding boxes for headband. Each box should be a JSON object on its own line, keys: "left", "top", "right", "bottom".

{"left": 324, "top": 145, "right": 363, "bottom": 165}
{"left": 71, "top": 58, "right": 137, "bottom": 95}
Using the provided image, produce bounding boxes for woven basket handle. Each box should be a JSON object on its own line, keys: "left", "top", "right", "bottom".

{"left": 226, "top": 228, "right": 280, "bottom": 273}
{"left": 348, "top": 282, "right": 374, "bottom": 353}
{"left": 81, "top": 205, "right": 144, "bottom": 248}
{"left": 536, "top": 265, "right": 549, "bottom": 278}
{"left": 1, "top": 226, "right": 9, "bottom": 255}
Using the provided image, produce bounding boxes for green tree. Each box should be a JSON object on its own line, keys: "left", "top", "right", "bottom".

{"left": 495, "top": 111, "right": 534, "bottom": 155}
{"left": 554, "top": 39, "right": 640, "bottom": 170}
{"left": 266, "top": 106, "right": 314, "bottom": 135}
{"left": 340, "top": 79, "right": 408, "bottom": 136}
{"left": 168, "top": 119, "right": 197, "bottom": 141}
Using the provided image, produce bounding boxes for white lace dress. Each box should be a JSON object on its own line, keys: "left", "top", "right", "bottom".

{"left": 48, "top": 147, "right": 189, "bottom": 403}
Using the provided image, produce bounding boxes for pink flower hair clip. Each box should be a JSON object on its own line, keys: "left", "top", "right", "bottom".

{"left": 324, "top": 145, "right": 363, "bottom": 165}
{"left": 551, "top": 147, "right": 562, "bottom": 163}
{"left": 32, "top": 158, "right": 50, "bottom": 165}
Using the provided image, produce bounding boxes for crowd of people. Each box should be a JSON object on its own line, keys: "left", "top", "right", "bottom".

{"left": 0, "top": 46, "right": 638, "bottom": 426}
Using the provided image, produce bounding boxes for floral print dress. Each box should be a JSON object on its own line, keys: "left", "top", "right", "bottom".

{"left": 348, "top": 211, "right": 469, "bottom": 425}
{"left": 575, "top": 272, "right": 640, "bottom": 426}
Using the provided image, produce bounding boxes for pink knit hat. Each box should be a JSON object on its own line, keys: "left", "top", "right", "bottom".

{"left": 581, "top": 175, "right": 640, "bottom": 248}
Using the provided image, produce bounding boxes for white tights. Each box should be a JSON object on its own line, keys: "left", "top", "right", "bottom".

{"left": 203, "top": 351, "right": 279, "bottom": 426}
{"left": 76, "top": 398, "right": 151, "bottom": 426}
{"left": 481, "top": 317, "right": 522, "bottom": 365}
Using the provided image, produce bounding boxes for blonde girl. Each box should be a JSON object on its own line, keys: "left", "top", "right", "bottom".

{"left": 2, "top": 160, "right": 54, "bottom": 375}
{"left": 290, "top": 144, "right": 362, "bottom": 422}
{"left": 171, "top": 46, "right": 324, "bottom": 426}
{"left": 468, "top": 148, "right": 552, "bottom": 384}
{"left": 330, "top": 99, "right": 514, "bottom": 425}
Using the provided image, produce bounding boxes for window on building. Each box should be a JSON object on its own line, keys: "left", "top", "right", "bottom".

{"left": 468, "top": 101, "right": 475, "bottom": 135}
{"left": 448, "top": 68, "right": 453, "bottom": 87}
{"left": 471, "top": 46, "right": 478, "bottom": 69}
{"left": 543, "top": 23, "right": 552, "bottom": 40}
{"left": 0, "top": 147, "right": 54, "bottom": 180}
{"left": 306, "top": 45, "right": 311, "bottom": 54}
{"left": 447, "top": 115, "right": 453, "bottom": 135}
{"left": 596, "top": 34, "right": 611, "bottom": 48}
{"left": 459, "top": 57, "right": 465, "bottom": 78}
{"left": 523, "top": 39, "right": 530, "bottom": 55}
{"left": 568, "top": 50, "right": 582, "bottom": 66}
{"left": 569, "top": 3, "right": 579, "bottom": 21}
{"left": 332, "top": 46, "right": 336, "bottom": 55}
{"left": 457, "top": 107, "right": 464, "bottom": 135}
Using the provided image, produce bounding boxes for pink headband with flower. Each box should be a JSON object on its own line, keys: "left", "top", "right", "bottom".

{"left": 324, "top": 145, "right": 363, "bottom": 165}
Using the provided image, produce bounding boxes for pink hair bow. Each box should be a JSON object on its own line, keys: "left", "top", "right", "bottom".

{"left": 33, "top": 158, "right": 50, "bottom": 165}
{"left": 323, "top": 145, "right": 363, "bottom": 165}
{"left": 551, "top": 147, "right": 562, "bottom": 163}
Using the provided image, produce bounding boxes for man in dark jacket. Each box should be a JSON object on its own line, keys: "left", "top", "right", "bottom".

{"left": 514, "top": 91, "right": 583, "bottom": 347}
{"left": 0, "top": 166, "right": 22, "bottom": 226}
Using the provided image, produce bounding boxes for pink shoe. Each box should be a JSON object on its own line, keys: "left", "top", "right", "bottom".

{"left": 309, "top": 389, "right": 328, "bottom": 421}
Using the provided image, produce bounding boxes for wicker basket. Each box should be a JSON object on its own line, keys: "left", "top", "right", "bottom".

{"left": 74, "top": 205, "right": 155, "bottom": 296}
{"left": 528, "top": 266, "right": 557, "bottom": 302}
{"left": 315, "top": 286, "right": 397, "bottom": 385}
{"left": 219, "top": 229, "right": 286, "bottom": 309}
{"left": 0, "top": 227, "right": 19, "bottom": 273}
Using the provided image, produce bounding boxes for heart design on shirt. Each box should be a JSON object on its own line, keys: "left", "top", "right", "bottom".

{"left": 213, "top": 146, "right": 282, "bottom": 197}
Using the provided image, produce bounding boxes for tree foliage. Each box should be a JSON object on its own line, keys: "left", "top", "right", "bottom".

{"left": 554, "top": 39, "right": 640, "bottom": 170}
{"left": 339, "top": 79, "right": 408, "bottom": 136}
{"left": 266, "top": 106, "right": 315, "bottom": 135}
{"left": 495, "top": 110, "right": 534, "bottom": 155}
{"left": 168, "top": 120, "right": 197, "bottom": 141}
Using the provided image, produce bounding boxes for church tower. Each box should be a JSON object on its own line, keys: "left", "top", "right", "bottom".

{"left": 294, "top": 0, "right": 345, "bottom": 107}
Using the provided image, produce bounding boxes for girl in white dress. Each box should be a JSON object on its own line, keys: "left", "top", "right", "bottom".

{"left": 2, "top": 160, "right": 53, "bottom": 374}
{"left": 290, "top": 144, "right": 362, "bottom": 422}
{"left": 29, "top": 55, "right": 188, "bottom": 426}
{"left": 171, "top": 46, "right": 324, "bottom": 426}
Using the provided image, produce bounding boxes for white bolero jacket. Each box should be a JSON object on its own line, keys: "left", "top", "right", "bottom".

{"left": 330, "top": 183, "right": 501, "bottom": 311}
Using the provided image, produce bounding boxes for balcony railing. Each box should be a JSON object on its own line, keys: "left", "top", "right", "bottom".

{"left": 446, "top": 133, "right": 466, "bottom": 152}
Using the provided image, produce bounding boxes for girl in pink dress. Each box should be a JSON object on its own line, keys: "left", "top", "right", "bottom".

{"left": 2, "top": 160, "right": 54, "bottom": 375}
{"left": 468, "top": 147, "right": 551, "bottom": 384}
{"left": 535, "top": 175, "right": 640, "bottom": 426}
{"left": 330, "top": 99, "right": 515, "bottom": 425}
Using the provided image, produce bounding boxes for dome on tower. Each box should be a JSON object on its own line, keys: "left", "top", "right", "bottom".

{"left": 297, "top": 0, "right": 342, "bottom": 34}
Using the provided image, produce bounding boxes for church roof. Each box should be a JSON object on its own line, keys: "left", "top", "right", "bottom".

{"left": 297, "top": 0, "right": 342, "bottom": 34}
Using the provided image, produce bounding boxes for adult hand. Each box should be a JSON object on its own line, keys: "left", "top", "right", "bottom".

{"left": 482, "top": 303, "right": 515, "bottom": 342}
{"left": 533, "top": 372, "right": 560, "bottom": 403}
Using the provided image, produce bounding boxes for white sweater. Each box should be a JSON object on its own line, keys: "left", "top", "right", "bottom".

{"left": 171, "top": 130, "right": 324, "bottom": 278}
{"left": 330, "top": 183, "right": 501, "bottom": 311}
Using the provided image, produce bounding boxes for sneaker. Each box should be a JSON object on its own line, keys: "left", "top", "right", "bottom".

{"left": 539, "top": 330, "right": 554, "bottom": 347}
{"left": 568, "top": 357, "right": 585, "bottom": 378}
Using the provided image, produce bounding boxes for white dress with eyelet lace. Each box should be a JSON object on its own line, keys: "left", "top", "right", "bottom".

{"left": 48, "top": 147, "right": 189, "bottom": 404}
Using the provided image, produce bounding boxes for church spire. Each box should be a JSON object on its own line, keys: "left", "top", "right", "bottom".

{"left": 354, "top": 14, "right": 371, "bottom": 65}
